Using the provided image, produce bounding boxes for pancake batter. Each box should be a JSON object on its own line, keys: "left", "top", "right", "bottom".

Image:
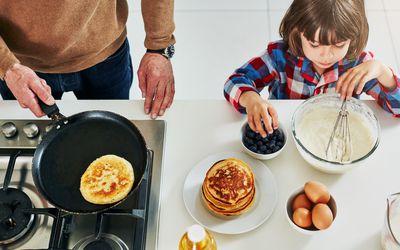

{"left": 296, "top": 106, "right": 375, "bottom": 162}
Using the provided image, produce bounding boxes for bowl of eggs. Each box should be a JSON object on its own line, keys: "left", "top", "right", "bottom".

{"left": 291, "top": 93, "right": 380, "bottom": 174}
{"left": 286, "top": 181, "right": 337, "bottom": 234}
{"left": 241, "top": 122, "right": 287, "bottom": 160}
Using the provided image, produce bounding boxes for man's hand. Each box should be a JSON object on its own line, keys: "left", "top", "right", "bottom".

{"left": 137, "top": 53, "right": 175, "bottom": 119}
{"left": 4, "top": 63, "right": 55, "bottom": 117}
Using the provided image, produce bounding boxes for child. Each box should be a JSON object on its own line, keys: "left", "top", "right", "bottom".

{"left": 224, "top": 0, "right": 400, "bottom": 138}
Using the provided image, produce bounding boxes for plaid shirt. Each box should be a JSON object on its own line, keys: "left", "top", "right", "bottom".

{"left": 224, "top": 40, "right": 400, "bottom": 117}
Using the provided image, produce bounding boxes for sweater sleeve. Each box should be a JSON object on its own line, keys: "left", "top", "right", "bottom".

{"left": 0, "top": 36, "right": 19, "bottom": 80}
{"left": 223, "top": 42, "right": 280, "bottom": 113}
{"left": 356, "top": 52, "right": 400, "bottom": 117}
{"left": 141, "top": 0, "right": 176, "bottom": 49}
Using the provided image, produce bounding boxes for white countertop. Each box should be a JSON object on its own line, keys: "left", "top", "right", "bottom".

{"left": 1, "top": 99, "right": 399, "bottom": 250}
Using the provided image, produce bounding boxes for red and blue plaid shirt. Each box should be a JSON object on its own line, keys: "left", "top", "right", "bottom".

{"left": 224, "top": 40, "right": 400, "bottom": 117}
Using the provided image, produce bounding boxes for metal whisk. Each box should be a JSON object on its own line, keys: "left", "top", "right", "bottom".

{"left": 325, "top": 99, "right": 352, "bottom": 162}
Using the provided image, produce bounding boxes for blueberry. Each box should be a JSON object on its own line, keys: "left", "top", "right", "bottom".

{"left": 249, "top": 145, "right": 257, "bottom": 152}
{"left": 277, "top": 141, "right": 283, "bottom": 147}
{"left": 260, "top": 145, "right": 267, "bottom": 151}
{"left": 269, "top": 140, "right": 276, "bottom": 147}
{"left": 266, "top": 149, "right": 272, "bottom": 154}
{"left": 272, "top": 146, "right": 280, "bottom": 152}
{"left": 255, "top": 134, "right": 262, "bottom": 141}
{"left": 256, "top": 150, "right": 263, "bottom": 154}
{"left": 257, "top": 141, "right": 263, "bottom": 146}
{"left": 262, "top": 137, "right": 269, "bottom": 143}
{"left": 245, "top": 124, "right": 251, "bottom": 132}
{"left": 248, "top": 139, "right": 255, "bottom": 145}
{"left": 278, "top": 133, "right": 284, "bottom": 142}
{"left": 273, "top": 129, "right": 281, "bottom": 136}
{"left": 246, "top": 130, "right": 256, "bottom": 139}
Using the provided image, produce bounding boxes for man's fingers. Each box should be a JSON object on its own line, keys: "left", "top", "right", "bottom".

{"left": 29, "top": 79, "right": 54, "bottom": 105}
{"left": 166, "top": 79, "right": 175, "bottom": 109}
{"left": 23, "top": 93, "right": 45, "bottom": 117}
{"left": 150, "top": 82, "right": 166, "bottom": 119}
{"left": 40, "top": 79, "right": 52, "bottom": 93}
{"left": 159, "top": 82, "right": 173, "bottom": 116}
{"left": 144, "top": 76, "right": 156, "bottom": 115}
{"left": 137, "top": 69, "right": 147, "bottom": 98}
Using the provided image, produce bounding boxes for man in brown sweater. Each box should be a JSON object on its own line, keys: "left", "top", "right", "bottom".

{"left": 0, "top": 0, "right": 175, "bottom": 118}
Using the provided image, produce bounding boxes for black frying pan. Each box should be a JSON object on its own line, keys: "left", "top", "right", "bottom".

{"left": 32, "top": 102, "right": 149, "bottom": 214}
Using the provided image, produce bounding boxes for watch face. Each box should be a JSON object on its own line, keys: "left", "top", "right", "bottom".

{"left": 164, "top": 45, "right": 175, "bottom": 58}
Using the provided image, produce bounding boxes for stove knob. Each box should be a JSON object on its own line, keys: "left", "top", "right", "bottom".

{"left": 1, "top": 122, "right": 18, "bottom": 138}
{"left": 45, "top": 124, "right": 54, "bottom": 133}
{"left": 23, "top": 123, "right": 39, "bottom": 138}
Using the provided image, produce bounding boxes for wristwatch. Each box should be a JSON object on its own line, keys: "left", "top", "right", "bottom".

{"left": 146, "top": 44, "right": 175, "bottom": 59}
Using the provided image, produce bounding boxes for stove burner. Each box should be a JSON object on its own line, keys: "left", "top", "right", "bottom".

{"left": 84, "top": 239, "right": 113, "bottom": 250}
{"left": 0, "top": 187, "right": 35, "bottom": 245}
{"left": 73, "top": 233, "right": 128, "bottom": 250}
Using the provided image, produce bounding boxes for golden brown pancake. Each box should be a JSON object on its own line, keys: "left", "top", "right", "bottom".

{"left": 202, "top": 186, "right": 255, "bottom": 216}
{"left": 201, "top": 158, "right": 255, "bottom": 216}
{"left": 80, "top": 154, "right": 134, "bottom": 204}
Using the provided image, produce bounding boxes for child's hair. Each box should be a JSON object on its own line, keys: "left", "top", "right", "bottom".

{"left": 279, "top": 0, "right": 369, "bottom": 60}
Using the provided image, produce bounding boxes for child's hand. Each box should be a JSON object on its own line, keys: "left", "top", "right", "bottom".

{"left": 336, "top": 60, "right": 395, "bottom": 99}
{"left": 239, "top": 91, "right": 278, "bottom": 138}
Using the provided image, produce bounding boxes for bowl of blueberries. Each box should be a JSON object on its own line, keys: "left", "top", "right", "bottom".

{"left": 241, "top": 122, "right": 287, "bottom": 160}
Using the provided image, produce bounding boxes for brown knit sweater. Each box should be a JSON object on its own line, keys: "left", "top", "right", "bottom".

{"left": 0, "top": 0, "right": 175, "bottom": 79}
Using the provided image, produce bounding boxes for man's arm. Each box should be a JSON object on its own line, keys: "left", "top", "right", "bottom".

{"left": 141, "top": 0, "right": 175, "bottom": 50}
{"left": 0, "top": 36, "right": 20, "bottom": 80}
{"left": 138, "top": 0, "right": 176, "bottom": 119}
{"left": 0, "top": 36, "right": 54, "bottom": 117}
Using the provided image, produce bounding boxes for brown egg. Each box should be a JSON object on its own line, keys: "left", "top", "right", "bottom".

{"left": 292, "top": 193, "right": 313, "bottom": 210}
{"left": 304, "top": 181, "right": 330, "bottom": 204}
{"left": 292, "top": 207, "right": 312, "bottom": 228}
{"left": 312, "top": 203, "right": 333, "bottom": 230}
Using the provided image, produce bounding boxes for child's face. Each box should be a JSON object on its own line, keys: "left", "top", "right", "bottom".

{"left": 300, "top": 30, "right": 350, "bottom": 73}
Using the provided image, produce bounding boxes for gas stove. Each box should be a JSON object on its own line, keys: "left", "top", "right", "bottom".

{"left": 0, "top": 119, "right": 165, "bottom": 250}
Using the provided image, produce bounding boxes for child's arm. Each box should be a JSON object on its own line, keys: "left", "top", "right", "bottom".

{"left": 224, "top": 42, "right": 282, "bottom": 114}
{"left": 223, "top": 42, "right": 283, "bottom": 136}
{"left": 336, "top": 52, "right": 400, "bottom": 117}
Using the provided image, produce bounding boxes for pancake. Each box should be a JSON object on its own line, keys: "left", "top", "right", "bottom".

{"left": 201, "top": 158, "right": 255, "bottom": 216}
{"left": 80, "top": 154, "right": 134, "bottom": 204}
{"left": 202, "top": 186, "right": 255, "bottom": 216}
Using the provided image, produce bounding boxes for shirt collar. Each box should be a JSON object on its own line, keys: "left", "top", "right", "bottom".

{"left": 287, "top": 49, "right": 341, "bottom": 85}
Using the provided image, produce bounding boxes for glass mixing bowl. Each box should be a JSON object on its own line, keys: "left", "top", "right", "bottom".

{"left": 291, "top": 94, "right": 380, "bottom": 174}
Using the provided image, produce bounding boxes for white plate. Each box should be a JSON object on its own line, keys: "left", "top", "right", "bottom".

{"left": 183, "top": 152, "right": 278, "bottom": 234}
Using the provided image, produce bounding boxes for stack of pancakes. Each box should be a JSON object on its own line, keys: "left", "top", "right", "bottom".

{"left": 201, "top": 158, "right": 255, "bottom": 216}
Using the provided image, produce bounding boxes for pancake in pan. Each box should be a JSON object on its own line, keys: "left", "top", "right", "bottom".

{"left": 80, "top": 154, "right": 134, "bottom": 204}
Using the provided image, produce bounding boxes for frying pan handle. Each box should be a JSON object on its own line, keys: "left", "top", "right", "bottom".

{"left": 38, "top": 99, "right": 66, "bottom": 123}
{"left": 38, "top": 99, "right": 59, "bottom": 117}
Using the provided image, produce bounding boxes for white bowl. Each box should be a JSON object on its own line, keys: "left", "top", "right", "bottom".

{"left": 241, "top": 122, "right": 287, "bottom": 160}
{"left": 291, "top": 94, "right": 380, "bottom": 174}
{"left": 286, "top": 187, "right": 337, "bottom": 235}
